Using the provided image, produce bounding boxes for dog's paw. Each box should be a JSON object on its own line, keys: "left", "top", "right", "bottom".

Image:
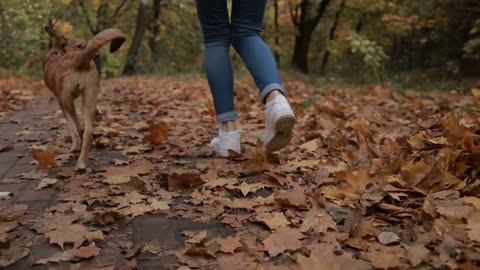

{"left": 75, "top": 161, "right": 87, "bottom": 173}
{"left": 69, "top": 146, "right": 81, "bottom": 153}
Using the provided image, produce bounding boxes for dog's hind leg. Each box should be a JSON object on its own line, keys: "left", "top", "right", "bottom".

{"left": 60, "top": 99, "right": 82, "bottom": 153}
{"left": 76, "top": 86, "right": 98, "bottom": 172}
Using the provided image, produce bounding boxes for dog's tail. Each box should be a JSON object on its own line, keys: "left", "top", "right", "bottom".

{"left": 76, "top": 28, "right": 126, "bottom": 71}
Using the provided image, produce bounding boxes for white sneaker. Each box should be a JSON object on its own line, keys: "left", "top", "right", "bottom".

{"left": 264, "top": 95, "right": 295, "bottom": 152}
{"left": 210, "top": 129, "right": 241, "bottom": 157}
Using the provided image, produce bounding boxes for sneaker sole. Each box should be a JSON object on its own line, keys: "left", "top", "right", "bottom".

{"left": 266, "top": 115, "right": 295, "bottom": 152}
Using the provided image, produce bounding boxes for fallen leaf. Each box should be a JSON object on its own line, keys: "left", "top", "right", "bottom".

{"left": 406, "top": 244, "right": 430, "bottom": 267}
{"left": 265, "top": 171, "right": 289, "bottom": 186}
{"left": 296, "top": 243, "right": 371, "bottom": 270}
{"left": 467, "top": 212, "right": 480, "bottom": 243}
{"left": 186, "top": 231, "right": 208, "bottom": 245}
{"left": 45, "top": 224, "right": 102, "bottom": 249}
{"left": 259, "top": 212, "right": 290, "bottom": 230}
{"left": 377, "top": 231, "right": 400, "bottom": 245}
{"left": 238, "top": 181, "right": 269, "bottom": 197}
{"left": 35, "top": 178, "right": 58, "bottom": 191}
{"left": 215, "top": 235, "right": 242, "bottom": 254}
{"left": 0, "top": 246, "right": 29, "bottom": 268}
{"left": 401, "top": 159, "right": 433, "bottom": 187}
{"left": 149, "top": 197, "right": 170, "bottom": 211}
{"left": 35, "top": 249, "right": 76, "bottom": 264}
{"left": 263, "top": 227, "right": 303, "bottom": 257}
{"left": 275, "top": 184, "right": 307, "bottom": 208}
{"left": 142, "top": 241, "right": 163, "bottom": 254}
{"left": 32, "top": 148, "right": 58, "bottom": 170}
{"left": 73, "top": 242, "right": 101, "bottom": 258}
{"left": 144, "top": 121, "right": 168, "bottom": 144}
{"left": 300, "top": 205, "right": 337, "bottom": 234}
{"left": 104, "top": 160, "right": 154, "bottom": 185}
{"left": 168, "top": 170, "right": 205, "bottom": 191}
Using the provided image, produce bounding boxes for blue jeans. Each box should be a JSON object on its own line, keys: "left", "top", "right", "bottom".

{"left": 195, "top": 0, "right": 285, "bottom": 123}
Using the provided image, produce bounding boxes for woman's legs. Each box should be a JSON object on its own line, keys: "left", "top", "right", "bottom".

{"left": 230, "top": 0, "right": 286, "bottom": 103}
{"left": 195, "top": 0, "right": 241, "bottom": 156}
{"left": 195, "top": 0, "right": 237, "bottom": 125}
{"left": 230, "top": 0, "right": 295, "bottom": 152}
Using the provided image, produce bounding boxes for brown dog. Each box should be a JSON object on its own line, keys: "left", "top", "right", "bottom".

{"left": 43, "top": 26, "right": 126, "bottom": 171}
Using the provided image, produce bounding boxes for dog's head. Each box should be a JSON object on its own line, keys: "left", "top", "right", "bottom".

{"left": 44, "top": 25, "right": 88, "bottom": 53}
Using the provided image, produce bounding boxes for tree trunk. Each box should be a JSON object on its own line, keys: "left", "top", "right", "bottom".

{"left": 320, "top": 0, "right": 345, "bottom": 74}
{"left": 292, "top": 26, "right": 313, "bottom": 73}
{"left": 148, "top": 0, "right": 162, "bottom": 57}
{"left": 291, "top": 0, "right": 332, "bottom": 73}
{"left": 274, "top": 0, "right": 280, "bottom": 64}
{"left": 123, "top": 0, "right": 150, "bottom": 75}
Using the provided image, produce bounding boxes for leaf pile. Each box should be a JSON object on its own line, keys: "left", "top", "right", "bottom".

{"left": 1, "top": 77, "right": 480, "bottom": 269}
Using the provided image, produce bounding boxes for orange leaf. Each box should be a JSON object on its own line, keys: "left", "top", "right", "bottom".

{"left": 32, "top": 149, "right": 58, "bottom": 170}
{"left": 145, "top": 121, "right": 168, "bottom": 144}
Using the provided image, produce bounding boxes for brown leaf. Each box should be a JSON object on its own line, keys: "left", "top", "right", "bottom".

{"left": 104, "top": 160, "right": 154, "bottom": 185}
{"left": 32, "top": 148, "right": 58, "bottom": 170}
{"left": 45, "top": 224, "right": 102, "bottom": 249}
{"left": 168, "top": 170, "right": 205, "bottom": 191}
{"left": 263, "top": 227, "right": 303, "bottom": 257}
{"left": 215, "top": 235, "right": 242, "bottom": 254}
{"left": 35, "top": 178, "right": 57, "bottom": 191}
{"left": 406, "top": 244, "right": 430, "bottom": 267}
{"left": 0, "top": 246, "right": 29, "bottom": 268}
{"left": 185, "top": 231, "right": 208, "bottom": 245}
{"left": 142, "top": 241, "right": 163, "bottom": 254}
{"left": 73, "top": 242, "right": 101, "bottom": 258}
{"left": 467, "top": 212, "right": 480, "bottom": 243}
{"left": 35, "top": 249, "right": 77, "bottom": 264}
{"left": 377, "top": 231, "right": 400, "bottom": 245}
{"left": 296, "top": 244, "right": 371, "bottom": 270}
{"left": 144, "top": 121, "right": 168, "bottom": 144}
{"left": 258, "top": 212, "right": 290, "bottom": 230}
{"left": 300, "top": 205, "right": 337, "bottom": 234}
{"left": 401, "top": 159, "right": 433, "bottom": 187}
{"left": 265, "top": 171, "right": 289, "bottom": 186}
{"left": 275, "top": 184, "right": 307, "bottom": 208}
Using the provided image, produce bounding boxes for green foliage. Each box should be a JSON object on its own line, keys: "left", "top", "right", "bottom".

{"left": 347, "top": 33, "right": 387, "bottom": 83}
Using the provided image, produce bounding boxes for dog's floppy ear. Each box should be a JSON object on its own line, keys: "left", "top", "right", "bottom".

{"left": 44, "top": 25, "right": 67, "bottom": 47}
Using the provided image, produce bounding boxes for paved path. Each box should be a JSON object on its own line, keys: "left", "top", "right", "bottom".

{"left": 0, "top": 95, "right": 232, "bottom": 270}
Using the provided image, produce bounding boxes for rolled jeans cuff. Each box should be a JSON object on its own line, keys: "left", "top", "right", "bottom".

{"left": 260, "top": 83, "right": 286, "bottom": 103}
{"left": 216, "top": 111, "right": 238, "bottom": 123}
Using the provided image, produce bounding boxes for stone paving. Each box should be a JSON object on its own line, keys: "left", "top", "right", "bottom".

{"left": 0, "top": 95, "right": 232, "bottom": 270}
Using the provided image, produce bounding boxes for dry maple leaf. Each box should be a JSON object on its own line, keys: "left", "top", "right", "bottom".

{"left": 0, "top": 246, "right": 29, "bottom": 268}
{"left": 35, "top": 178, "right": 58, "bottom": 191}
{"left": 167, "top": 170, "right": 205, "bottom": 191}
{"left": 406, "top": 244, "right": 430, "bottom": 267}
{"left": 275, "top": 183, "right": 307, "bottom": 208}
{"left": 34, "top": 249, "right": 77, "bottom": 265}
{"left": 467, "top": 212, "right": 480, "bottom": 243}
{"left": 263, "top": 227, "right": 304, "bottom": 257}
{"left": 300, "top": 205, "right": 337, "bottom": 234}
{"left": 32, "top": 148, "right": 58, "bottom": 170}
{"left": 144, "top": 121, "right": 168, "bottom": 144}
{"left": 377, "top": 231, "right": 400, "bottom": 245}
{"left": 264, "top": 171, "right": 289, "bottom": 186}
{"left": 258, "top": 212, "right": 290, "bottom": 230}
{"left": 296, "top": 243, "right": 371, "bottom": 270}
{"left": 149, "top": 198, "right": 170, "bottom": 211}
{"left": 73, "top": 242, "right": 101, "bottom": 258}
{"left": 103, "top": 160, "right": 154, "bottom": 185}
{"left": 215, "top": 235, "right": 242, "bottom": 254}
{"left": 45, "top": 224, "right": 103, "bottom": 249}
{"left": 400, "top": 159, "right": 433, "bottom": 187}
